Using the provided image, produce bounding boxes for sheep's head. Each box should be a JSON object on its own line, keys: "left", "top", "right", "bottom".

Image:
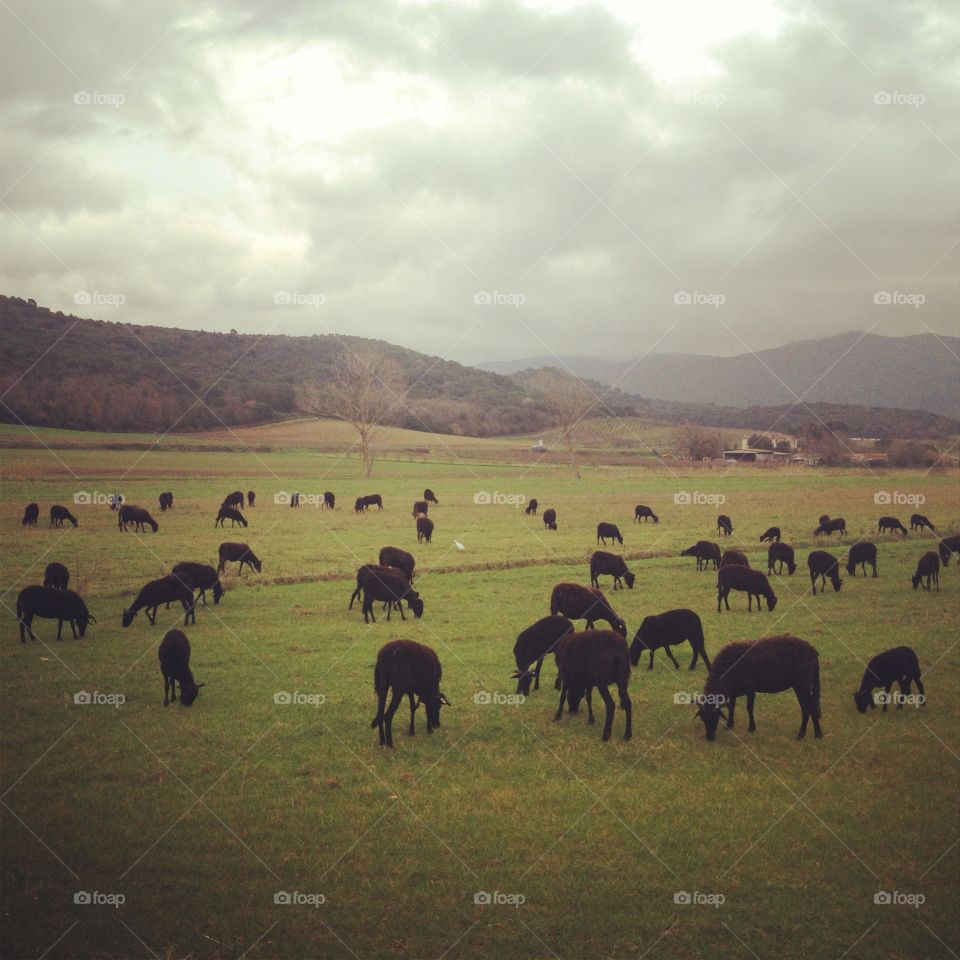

{"left": 512, "top": 667, "right": 534, "bottom": 696}
{"left": 624, "top": 572, "right": 636, "bottom": 589}
{"left": 911, "top": 573, "right": 922, "bottom": 589}
{"left": 180, "top": 681, "right": 205, "bottom": 707}
{"left": 830, "top": 575, "right": 843, "bottom": 592}
{"left": 766, "top": 595, "right": 778, "bottom": 611}
{"left": 853, "top": 690, "right": 873, "bottom": 713}
{"left": 408, "top": 595, "right": 424, "bottom": 618}
{"left": 424, "top": 691, "right": 448, "bottom": 728}
{"left": 628, "top": 624, "right": 652, "bottom": 665}
{"left": 251, "top": 557, "right": 262, "bottom": 572}
{"left": 696, "top": 700, "right": 730, "bottom": 740}
{"left": 76, "top": 610, "right": 94, "bottom": 637}
{"left": 121, "top": 609, "right": 136, "bottom": 628}
{"left": 212, "top": 581, "right": 224, "bottom": 604}
{"left": 612, "top": 618, "right": 627, "bottom": 637}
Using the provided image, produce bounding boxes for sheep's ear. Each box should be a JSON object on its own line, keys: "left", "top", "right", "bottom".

{"left": 438, "top": 693, "right": 450, "bottom": 706}
{"left": 87, "top": 614, "right": 97, "bottom": 623}
{"left": 196, "top": 682, "right": 206, "bottom": 688}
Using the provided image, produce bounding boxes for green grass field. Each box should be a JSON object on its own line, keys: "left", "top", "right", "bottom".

{"left": 1, "top": 437, "right": 958, "bottom": 959}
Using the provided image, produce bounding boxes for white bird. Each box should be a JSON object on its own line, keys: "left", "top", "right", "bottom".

{"left": 454, "top": 539, "right": 465, "bottom": 552}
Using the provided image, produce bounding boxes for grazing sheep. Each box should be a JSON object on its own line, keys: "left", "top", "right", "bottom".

{"left": 217, "top": 542, "right": 261, "bottom": 575}
{"left": 512, "top": 615, "right": 575, "bottom": 695}
{"left": 542, "top": 508, "right": 558, "bottom": 531}
{"left": 424, "top": 489, "right": 438, "bottom": 505}
{"left": 716, "top": 515, "right": 733, "bottom": 536}
{"left": 379, "top": 546, "right": 416, "bottom": 582}
{"left": 159, "top": 629, "right": 204, "bottom": 707}
{"left": 550, "top": 583, "right": 626, "bottom": 634}
{"left": 524, "top": 499, "right": 539, "bottom": 515}
{"left": 49, "top": 505, "right": 78, "bottom": 528}
{"left": 720, "top": 549, "right": 750, "bottom": 568}
{"left": 412, "top": 500, "right": 428, "bottom": 517}
{"left": 717, "top": 566, "right": 777, "bottom": 612}
{"left": 911, "top": 551, "right": 940, "bottom": 592}
{"left": 349, "top": 564, "right": 408, "bottom": 610}
{"left": 354, "top": 496, "right": 366, "bottom": 513}
{"left": 215, "top": 506, "right": 248, "bottom": 528}
{"left": 118, "top": 505, "right": 159, "bottom": 533}
{"left": 759, "top": 526, "right": 781, "bottom": 543}
{"left": 17, "top": 586, "right": 94, "bottom": 642}
{"left": 109, "top": 493, "right": 124, "bottom": 511}
{"left": 363, "top": 494, "right": 384, "bottom": 510}
{"left": 361, "top": 568, "right": 423, "bottom": 623}
{"left": 853, "top": 647, "right": 924, "bottom": 713}
{"left": 247, "top": 490, "right": 256, "bottom": 507}
{"left": 371, "top": 640, "right": 448, "bottom": 748}
{"left": 814, "top": 517, "right": 846, "bottom": 537}
{"left": 22, "top": 503, "right": 39, "bottom": 526}
{"left": 589, "top": 551, "right": 636, "bottom": 590}
{"left": 634, "top": 505, "right": 659, "bottom": 523}
{"left": 553, "top": 630, "right": 632, "bottom": 742}
{"left": 807, "top": 550, "right": 843, "bottom": 594}
{"left": 222, "top": 491, "right": 244, "bottom": 510}
{"left": 767, "top": 542, "right": 797, "bottom": 576}
{"left": 596, "top": 522, "right": 623, "bottom": 546}
{"left": 629, "top": 608, "right": 710, "bottom": 671}
{"left": 937, "top": 535, "right": 960, "bottom": 566}
{"left": 122, "top": 574, "right": 196, "bottom": 627}
{"left": 417, "top": 516, "right": 434, "bottom": 544}
{"left": 159, "top": 492, "right": 174, "bottom": 511}
{"left": 697, "top": 635, "right": 822, "bottom": 740}
{"left": 323, "top": 491, "right": 335, "bottom": 509}
{"left": 910, "top": 513, "right": 934, "bottom": 532}
{"left": 171, "top": 562, "right": 224, "bottom": 605}
{"left": 43, "top": 562, "right": 69, "bottom": 590}
{"left": 846, "top": 542, "right": 878, "bottom": 578}
{"left": 878, "top": 516, "right": 908, "bottom": 536}
{"left": 681, "top": 540, "right": 721, "bottom": 571}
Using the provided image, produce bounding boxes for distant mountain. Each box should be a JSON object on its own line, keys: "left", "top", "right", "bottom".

{"left": 477, "top": 331, "right": 960, "bottom": 418}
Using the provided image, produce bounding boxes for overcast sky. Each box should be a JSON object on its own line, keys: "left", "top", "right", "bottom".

{"left": 1, "top": 0, "right": 957, "bottom": 364}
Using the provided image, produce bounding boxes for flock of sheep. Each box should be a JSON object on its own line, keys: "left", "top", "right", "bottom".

{"left": 16, "top": 488, "right": 957, "bottom": 749}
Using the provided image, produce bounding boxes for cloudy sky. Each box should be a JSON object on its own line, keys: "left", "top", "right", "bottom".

{"left": 1, "top": 0, "right": 957, "bottom": 364}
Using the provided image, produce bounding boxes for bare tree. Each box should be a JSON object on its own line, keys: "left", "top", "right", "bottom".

{"left": 533, "top": 370, "right": 597, "bottom": 478}
{"left": 299, "top": 344, "right": 405, "bottom": 478}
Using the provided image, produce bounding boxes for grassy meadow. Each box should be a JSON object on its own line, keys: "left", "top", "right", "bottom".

{"left": 1, "top": 429, "right": 958, "bottom": 959}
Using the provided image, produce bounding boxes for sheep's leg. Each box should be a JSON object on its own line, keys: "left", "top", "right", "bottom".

{"left": 665, "top": 646, "right": 681, "bottom": 669}
{"left": 796, "top": 689, "right": 809, "bottom": 739}
{"left": 554, "top": 683, "right": 568, "bottom": 722}
{"left": 914, "top": 674, "right": 925, "bottom": 702}
{"left": 534, "top": 658, "right": 543, "bottom": 690}
{"left": 726, "top": 698, "right": 736, "bottom": 728}
{"left": 597, "top": 685, "right": 616, "bottom": 741}
{"left": 56, "top": 619, "right": 64, "bottom": 641}
{"left": 648, "top": 650, "right": 655, "bottom": 670}
{"left": 746, "top": 692, "right": 757, "bottom": 732}
{"left": 585, "top": 689, "right": 594, "bottom": 724}
{"left": 619, "top": 683, "right": 632, "bottom": 740}
{"left": 382, "top": 690, "right": 402, "bottom": 748}
{"left": 147, "top": 606, "right": 157, "bottom": 625}
{"left": 69, "top": 619, "right": 78, "bottom": 639}
{"left": 408, "top": 693, "right": 418, "bottom": 735}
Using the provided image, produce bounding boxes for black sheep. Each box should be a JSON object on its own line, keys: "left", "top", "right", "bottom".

{"left": 911, "top": 551, "right": 940, "bottom": 591}
{"left": 159, "top": 492, "right": 174, "bottom": 511}
{"left": 412, "top": 500, "right": 428, "bottom": 517}
{"left": 542, "top": 508, "right": 557, "bottom": 531}
{"left": 354, "top": 496, "right": 366, "bottom": 513}
{"left": 323, "top": 491, "right": 335, "bottom": 509}
{"left": 697, "top": 635, "right": 822, "bottom": 740}
{"left": 629, "top": 608, "right": 710, "bottom": 671}
{"left": 171, "top": 562, "right": 224, "bottom": 605}
{"left": 512, "top": 615, "right": 575, "bottom": 695}
{"left": 553, "top": 630, "right": 632, "bottom": 742}
{"left": 222, "top": 491, "right": 244, "bottom": 510}
{"left": 910, "top": 513, "right": 934, "bottom": 532}
{"left": 717, "top": 566, "right": 777, "bottom": 612}
{"left": 853, "top": 647, "right": 924, "bottom": 713}
{"left": 371, "top": 639, "right": 448, "bottom": 748}
{"left": 349, "top": 564, "right": 407, "bottom": 610}
{"left": 247, "top": 490, "right": 256, "bottom": 507}
{"left": 807, "top": 550, "right": 843, "bottom": 594}
{"left": 123, "top": 574, "right": 196, "bottom": 627}
{"left": 589, "top": 551, "right": 635, "bottom": 590}
{"left": 878, "top": 516, "right": 908, "bottom": 536}
{"left": 379, "top": 546, "right": 416, "bottom": 582}
{"left": 416, "top": 516, "right": 434, "bottom": 544}
{"left": 217, "top": 542, "right": 261, "bottom": 575}
{"left": 814, "top": 517, "right": 846, "bottom": 537}
{"left": 17, "top": 586, "right": 94, "bottom": 642}
{"left": 550, "top": 583, "right": 626, "bottom": 634}
{"left": 716, "top": 515, "right": 733, "bottom": 536}
{"left": 49, "top": 505, "right": 78, "bottom": 527}
{"left": 937, "top": 535, "right": 960, "bottom": 566}
{"left": 524, "top": 499, "right": 539, "bottom": 516}
{"left": 681, "top": 540, "right": 721, "bottom": 571}
{"left": 634, "top": 504, "right": 658, "bottom": 523}
{"left": 22, "top": 502, "right": 39, "bottom": 526}
{"left": 363, "top": 494, "right": 384, "bottom": 510}
{"left": 596, "top": 522, "right": 623, "bottom": 546}
{"left": 119, "top": 505, "right": 159, "bottom": 532}
{"left": 361, "top": 568, "right": 423, "bottom": 623}
{"left": 423, "top": 489, "right": 439, "bottom": 505}
{"left": 846, "top": 542, "right": 878, "bottom": 577}
{"left": 759, "top": 526, "right": 781, "bottom": 543}
{"left": 767, "top": 542, "right": 797, "bottom": 576}
{"left": 216, "top": 506, "right": 248, "bottom": 528}
{"left": 720, "top": 549, "right": 750, "bottom": 568}
{"left": 43, "top": 562, "right": 70, "bottom": 590}
{"left": 159, "top": 629, "right": 204, "bottom": 706}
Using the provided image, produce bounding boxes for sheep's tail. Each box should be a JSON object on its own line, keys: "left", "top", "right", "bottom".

{"left": 812, "top": 662, "right": 822, "bottom": 719}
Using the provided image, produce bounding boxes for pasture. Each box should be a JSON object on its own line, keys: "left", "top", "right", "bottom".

{"left": 1, "top": 436, "right": 958, "bottom": 960}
